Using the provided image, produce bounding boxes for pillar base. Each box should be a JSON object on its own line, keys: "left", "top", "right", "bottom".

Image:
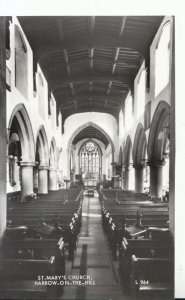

{"left": 135, "top": 166, "right": 144, "bottom": 193}
{"left": 20, "top": 162, "right": 35, "bottom": 201}
{"left": 49, "top": 168, "right": 58, "bottom": 191}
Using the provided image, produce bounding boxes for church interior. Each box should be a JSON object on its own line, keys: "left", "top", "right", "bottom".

{"left": 0, "top": 16, "right": 175, "bottom": 299}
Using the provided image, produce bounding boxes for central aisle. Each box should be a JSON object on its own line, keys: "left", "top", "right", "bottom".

{"left": 61, "top": 191, "right": 127, "bottom": 300}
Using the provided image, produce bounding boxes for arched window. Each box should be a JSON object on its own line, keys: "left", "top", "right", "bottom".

{"left": 155, "top": 22, "right": 171, "bottom": 96}
{"left": 80, "top": 141, "right": 100, "bottom": 175}
{"left": 15, "top": 25, "right": 28, "bottom": 98}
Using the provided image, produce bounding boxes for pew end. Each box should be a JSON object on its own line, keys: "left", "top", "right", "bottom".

{"left": 130, "top": 255, "right": 174, "bottom": 300}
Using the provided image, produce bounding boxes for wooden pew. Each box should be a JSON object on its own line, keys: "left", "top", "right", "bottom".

{"left": 1, "top": 237, "right": 65, "bottom": 271}
{"left": 101, "top": 203, "right": 169, "bottom": 260}
{"left": 0, "top": 237, "right": 65, "bottom": 298}
{"left": 6, "top": 190, "right": 83, "bottom": 260}
{"left": 130, "top": 255, "right": 174, "bottom": 299}
{"left": 119, "top": 237, "right": 173, "bottom": 290}
{"left": 0, "top": 256, "right": 58, "bottom": 299}
{"left": 6, "top": 221, "right": 77, "bottom": 260}
{"left": 101, "top": 205, "right": 169, "bottom": 238}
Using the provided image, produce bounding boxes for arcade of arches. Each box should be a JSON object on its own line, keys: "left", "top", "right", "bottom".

{"left": 0, "top": 16, "right": 175, "bottom": 299}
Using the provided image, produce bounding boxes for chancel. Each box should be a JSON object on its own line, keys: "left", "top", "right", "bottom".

{"left": 0, "top": 16, "right": 174, "bottom": 300}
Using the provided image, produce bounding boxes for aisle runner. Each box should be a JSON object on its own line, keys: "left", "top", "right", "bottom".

{"left": 61, "top": 192, "right": 124, "bottom": 300}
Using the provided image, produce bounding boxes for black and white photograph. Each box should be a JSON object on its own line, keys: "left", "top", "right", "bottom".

{"left": 0, "top": 1, "right": 183, "bottom": 298}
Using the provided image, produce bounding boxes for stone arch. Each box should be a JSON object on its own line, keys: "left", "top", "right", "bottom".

{"left": 8, "top": 103, "right": 35, "bottom": 162}
{"left": 35, "top": 125, "right": 49, "bottom": 167}
{"left": 49, "top": 137, "right": 57, "bottom": 168}
{"left": 67, "top": 121, "right": 115, "bottom": 178}
{"left": 119, "top": 146, "right": 123, "bottom": 164}
{"left": 48, "top": 137, "right": 58, "bottom": 191}
{"left": 133, "top": 124, "right": 150, "bottom": 192}
{"left": 133, "top": 123, "right": 147, "bottom": 166}
{"left": 68, "top": 121, "right": 115, "bottom": 154}
{"left": 124, "top": 135, "right": 132, "bottom": 168}
{"left": 148, "top": 101, "right": 170, "bottom": 198}
{"left": 35, "top": 125, "right": 49, "bottom": 194}
{"left": 8, "top": 104, "right": 35, "bottom": 200}
{"left": 124, "top": 135, "right": 135, "bottom": 190}
{"left": 148, "top": 101, "right": 170, "bottom": 164}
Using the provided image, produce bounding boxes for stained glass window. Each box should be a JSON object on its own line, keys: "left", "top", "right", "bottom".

{"left": 80, "top": 141, "right": 100, "bottom": 174}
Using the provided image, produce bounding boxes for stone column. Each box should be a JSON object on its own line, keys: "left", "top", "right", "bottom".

{"left": 111, "top": 162, "right": 116, "bottom": 176}
{"left": 125, "top": 168, "right": 129, "bottom": 190}
{"left": 121, "top": 166, "right": 125, "bottom": 189}
{"left": 150, "top": 164, "right": 163, "bottom": 198}
{"left": 49, "top": 168, "right": 58, "bottom": 191}
{"left": 134, "top": 165, "right": 144, "bottom": 193}
{"left": 38, "top": 166, "right": 48, "bottom": 194}
{"left": 20, "top": 162, "right": 35, "bottom": 201}
{"left": 0, "top": 17, "right": 7, "bottom": 239}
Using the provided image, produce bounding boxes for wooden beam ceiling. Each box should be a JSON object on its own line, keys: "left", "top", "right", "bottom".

{"left": 18, "top": 16, "right": 164, "bottom": 125}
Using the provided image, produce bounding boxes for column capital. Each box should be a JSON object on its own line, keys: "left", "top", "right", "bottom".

{"left": 20, "top": 161, "right": 36, "bottom": 167}
{"left": 133, "top": 164, "right": 144, "bottom": 169}
{"left": 148, "top": 160, "right": 165, "bottom": 168}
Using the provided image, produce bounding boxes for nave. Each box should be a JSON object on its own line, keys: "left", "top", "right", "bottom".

{"left": 0, "top": 15, "right": 175, "bottom": 299}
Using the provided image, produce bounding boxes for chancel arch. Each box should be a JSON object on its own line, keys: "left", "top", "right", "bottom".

{"left": 67, "top": 121, "right": 115, "bottom": 180}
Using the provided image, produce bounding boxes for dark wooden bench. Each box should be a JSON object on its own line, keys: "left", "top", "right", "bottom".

{"left": 0, "top": 237, "right": 66, "bottom": 298}
{"left": 6, "top": 190, "right": 83, "bottom": 260}
{"left": 1, "top": 237, "right": 65, "bottom": 271}
{"left": 119, "top": 237, "right": 173, "bottom": 290}
{"left": 0, "top": 256, "right": 58, "bottom": 299}
{"left": 130, "top": 255, "right": 174, "bottom": 299}
{"left": 6, "top": 221, "right": 77, "bottom": 260}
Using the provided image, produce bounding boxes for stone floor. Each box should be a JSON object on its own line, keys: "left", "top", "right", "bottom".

{"left": 60, "top": 192, "right": 127, "bottom": 300}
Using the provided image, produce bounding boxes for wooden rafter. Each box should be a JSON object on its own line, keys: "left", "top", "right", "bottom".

{"left": 112, "top": 47, "right": 120, "bottom": 74}
{"left": 56, "top": 93, "right": 126, "bottom": 104}
{"left": 119, "top": 17, "right": 127, "bottom": 37}
{"left": 50, "top": 72, "right": 133, "bottom": 88}
{"left": 57, "top": 17, "right": 65, "bottom": 41}
{"left": 88, "top": 48, "right": 94, "bottom": 71}
{"left": 89, "top": 16, "right": 95, "bottom": 36}
{"left": 89, "top": 81, "right": 93, "bottom": 92}
{"left": 17, "top": 16, "right": 164, "bottom": 120}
